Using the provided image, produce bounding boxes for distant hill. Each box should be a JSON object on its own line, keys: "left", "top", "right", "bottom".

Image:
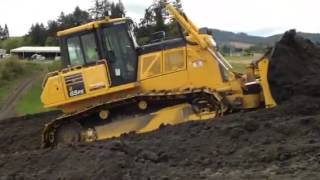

{"left": 209, "top": 29, "right": 320, "bottom": 47}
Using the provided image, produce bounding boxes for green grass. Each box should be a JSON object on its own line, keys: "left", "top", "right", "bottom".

{"left": 0, "top": 79, "right": 21, "bottom": 108}
{"left": 0, "top": 57, "right": 44, "bottom": 109}
{"left": 225, "top": 54, "right": 263, "bottom": 73}
{"left": 229, "top": 62, "right": 247, "bottom": 73}
{"left": 16, "top": 80, "right": 49, "bottom": 115}
{"left": 226, "top": 56, "right": 252, "bottom": 62}
{"left": 14, "top": 60, "right": 60, "bottom": 115}
{"left": 47, "top": 60, "right": 62, "bottom": 72}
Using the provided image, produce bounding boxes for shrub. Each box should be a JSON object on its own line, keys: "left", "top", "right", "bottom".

{"left": 0, "top": 57, "right": 24, "bottom": 81}
{"left": 48, "top": 60, "right": 62, "bottom": 72}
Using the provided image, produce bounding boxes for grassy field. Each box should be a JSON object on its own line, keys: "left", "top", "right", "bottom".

{"left": 16, "top": 80, "right": 49, "bottom": 115}
{"left": 15, "top": 60, "right": 61, "bottom": 115}
{"left": 0, "top": 57, "right": 61, "bottom": 115}
{"left": 0, "top": 57, "right": 44, "bottom": 109}
{"left": 225, "top": 54, "right": 263, "bottom": 73}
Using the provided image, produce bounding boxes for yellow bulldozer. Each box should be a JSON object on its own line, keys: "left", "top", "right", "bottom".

{"left": 40, "top": 4, "right": 276, "bottom": 147}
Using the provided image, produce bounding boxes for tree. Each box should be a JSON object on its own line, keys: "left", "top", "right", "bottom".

{"left": 23, "top": 1, "right": 129, "bottom": 47}
{"left": 135, "top": 0, "right": 183, "bottom": 45}
{"left": 0, "top": 25, "right": 3, "bottom": 40}
{"left": 45, "top": 37, "right": 58, "bottom": 46}
{"left": 0, "top": 24, "right": 9, "bottom": 40}
{"left": 89, "top": 0, "right": 111, "bottom": 20}
{"left": 27, "top": 23, "right": 47, "bottom": 46}
{"left": 57, "top": 7, "right": 90, "bottom": 30}
{"left": 46, "top": 21, "right": 60, "bottom": 46}
{"left": 0, "top": 37, "right": 28, "bottom": 52}
{"left": 73, "top": 6, "right": 91, "bottom": 25}
{"left": 57, "top": 12, "right": 66, "bottom": 28}
{"left": 47, "top": 20, "right": 59, "bottom": 36}
{"left": 110, "top": 0, "right": 126, "bottom": 18}
{"left": 89, "top": 0, "right": 125, "bottom": 20}
{"left": 3, "top": 24, "right": 9, "bottom": 39}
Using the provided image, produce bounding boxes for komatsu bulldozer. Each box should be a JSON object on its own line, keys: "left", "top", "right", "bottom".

{"left": 41, "top": 4, "right": 276, "bottom": 147}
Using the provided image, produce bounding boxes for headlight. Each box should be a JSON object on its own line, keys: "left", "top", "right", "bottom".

{"left": 192, "top": 60, "right": 204, "bottom": 68}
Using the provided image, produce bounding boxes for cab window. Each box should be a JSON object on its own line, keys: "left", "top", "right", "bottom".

{"left": 81, "top": 33, "right": 98, "bottom": 64}
{"left": 66, "top": 32, "right": 99, "bottom": 66}
{"left": 67, "top": 36, "right": 84, "bottom": 66}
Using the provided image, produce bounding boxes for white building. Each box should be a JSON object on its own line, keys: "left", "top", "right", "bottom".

{"left": 10, "top": 46, "right": 60, "bottom": 60}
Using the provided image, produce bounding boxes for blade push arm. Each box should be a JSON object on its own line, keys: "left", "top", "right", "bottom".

{"left": 165, "top": 4, "right": 209, "bottom": 49}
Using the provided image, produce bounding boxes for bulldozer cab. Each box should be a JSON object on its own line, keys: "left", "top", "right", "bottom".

{"left": 59, "top": 19, "right": 138, "bottom": 86}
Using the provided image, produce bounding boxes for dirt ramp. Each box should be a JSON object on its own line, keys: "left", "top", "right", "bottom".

{"left": 0, "top": 111, "right": 60, "bottom": 154}
{"left": 1, "top": 96, "right": 320, "bottom": 179}
{"left": 268, "top": 29, "right": 320, "bottom": 103}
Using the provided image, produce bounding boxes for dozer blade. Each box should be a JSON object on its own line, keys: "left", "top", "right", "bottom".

{"left": 252, "top": 50, "right": 277, "bottom": 108}
{"left": 91, "top": 103, "right": 216, "bottom": 141}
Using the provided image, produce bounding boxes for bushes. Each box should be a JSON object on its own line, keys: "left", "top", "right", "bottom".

{"left": 0, "top": 57, "right": 24, "bottom": 81}
{"left": 0, "top": 37, "right": 30, "bottom": 52}
{"left": 47, "top": 60, "right": 62, "bottom": 72}
{"left": 0, "top": 57, "right": 43, "bottom": 82}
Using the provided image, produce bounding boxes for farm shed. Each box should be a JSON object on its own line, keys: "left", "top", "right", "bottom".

{"left": 10, "top": 46, "right": 60, "bottom": 60}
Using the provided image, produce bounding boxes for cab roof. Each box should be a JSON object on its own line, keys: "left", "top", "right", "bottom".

{"left": 57, "top": 17, "right": 128, "bottom": 37}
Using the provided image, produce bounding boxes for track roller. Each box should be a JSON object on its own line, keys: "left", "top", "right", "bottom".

{"left": 54, "top": 122, "right": 82, "bottom": 146}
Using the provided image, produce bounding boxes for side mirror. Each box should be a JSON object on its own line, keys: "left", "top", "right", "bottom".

{"left": 150, "top": 31, "right": 166, "bottom": 43}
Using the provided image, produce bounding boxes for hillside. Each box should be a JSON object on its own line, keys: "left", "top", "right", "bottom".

{"left": 210, "top": 29, "right": 320, "bottom": 46}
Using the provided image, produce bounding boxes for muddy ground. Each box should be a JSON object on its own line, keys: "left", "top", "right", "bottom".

{"left": 0, "top": 31, "right": 320, "bottom": 180}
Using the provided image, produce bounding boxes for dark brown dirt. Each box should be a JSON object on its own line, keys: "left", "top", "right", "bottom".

{"left": 268, "top": 29, "right": 320, "bottom": 103}
{"left": 1, "top": 97, "right": 320, "bottom": 180}
{"left": 1, "top": 31, "right": 320, "bottom": 180}
{"left": 0, "top": 111, "right": 60, "bottom": 153}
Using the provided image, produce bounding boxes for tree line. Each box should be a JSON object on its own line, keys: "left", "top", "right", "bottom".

{"left": 27, "top": 0, "right": 126, "bottom": 46}
{"left": 31, "top": 0, "right": 183, "bottom": 46}
{"left": 0, "top": 0, "right": 183, "bottom": 51}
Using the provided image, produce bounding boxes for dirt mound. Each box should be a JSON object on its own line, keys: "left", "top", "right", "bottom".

{"left": 268, "top": 29, "right": 320, "bottom": 103}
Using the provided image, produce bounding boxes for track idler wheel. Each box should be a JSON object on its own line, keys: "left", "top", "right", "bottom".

{"left": 191, "top": 94, "right": 224, "bottom": 118}
{"left": 55, "top": 122, "right": 82, "bottom": 146}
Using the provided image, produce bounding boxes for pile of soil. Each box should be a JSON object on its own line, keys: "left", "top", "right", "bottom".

{"left": 0, "top": 31, "right": 320, "bottom": 179}
{"left": 268, "top": 29, "right": 320, "bottom": 103}
{"left": 1, "top": 96, "right": 320, "bottom": 179}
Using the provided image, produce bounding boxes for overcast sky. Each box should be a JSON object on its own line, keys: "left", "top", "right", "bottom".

{"left": 0, "top": 0, "right": 319, "bottom": 37}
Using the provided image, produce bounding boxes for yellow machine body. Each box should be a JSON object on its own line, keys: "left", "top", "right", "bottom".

{"left": 40, "top": 4, "right": 276, "bottom": 147}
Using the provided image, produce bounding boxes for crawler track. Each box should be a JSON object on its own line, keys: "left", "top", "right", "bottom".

{"left": 43, "top": 88, "right": 225, "bottom": 147}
